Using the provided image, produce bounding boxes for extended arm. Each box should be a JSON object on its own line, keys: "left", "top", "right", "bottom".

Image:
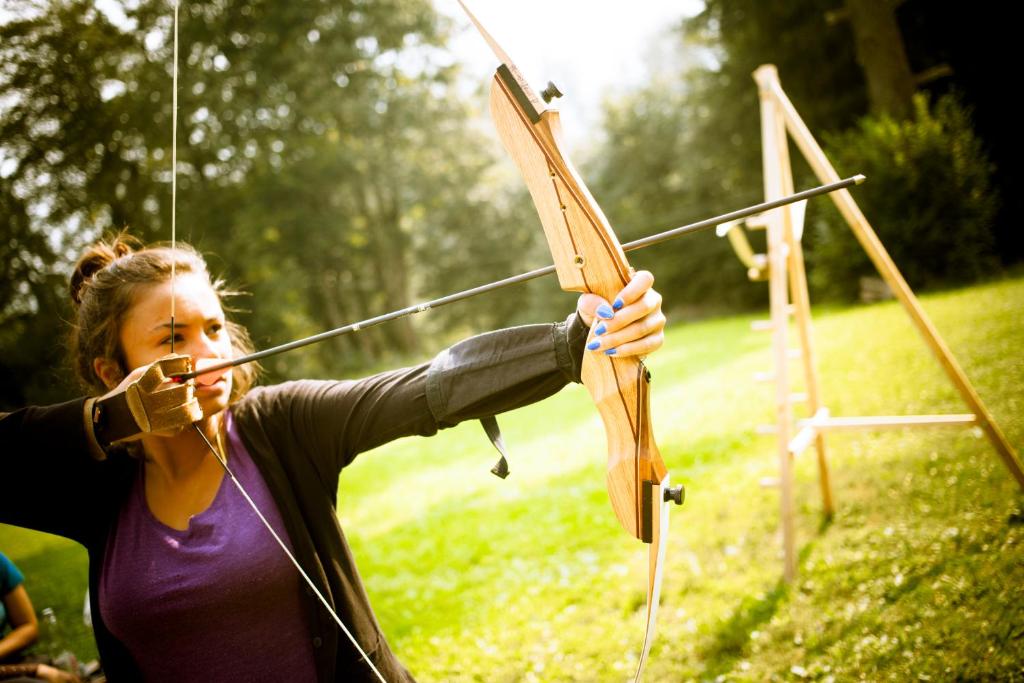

{"left": 0, "top": 585, "right": 37, "bottom": 660}
{"left": 233, "top": 313, "right": 590, "bottom": 478}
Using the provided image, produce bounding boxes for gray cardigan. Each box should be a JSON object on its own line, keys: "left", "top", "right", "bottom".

{"left": 1, "top": 314, "right": 588, "bottom": 681}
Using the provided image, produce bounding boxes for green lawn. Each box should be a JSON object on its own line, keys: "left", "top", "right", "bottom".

{"left": 3, "top": 275, "right": 1022, "bottom": 680}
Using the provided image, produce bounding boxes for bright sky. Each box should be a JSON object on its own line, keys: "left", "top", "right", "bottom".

{"left": 438, "top": 0, "right": 703, "bottom": 148}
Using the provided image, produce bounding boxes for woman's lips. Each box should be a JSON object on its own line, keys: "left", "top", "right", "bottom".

{"left": 195, "top": 376, "right": 225, "bottom": 391}
{"left": 192, "top": 358, "right": 230, "bottom": 387}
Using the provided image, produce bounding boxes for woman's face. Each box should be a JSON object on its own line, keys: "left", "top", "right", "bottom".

{"left": 117, "top": 273, "right": 234, "bottom": 416}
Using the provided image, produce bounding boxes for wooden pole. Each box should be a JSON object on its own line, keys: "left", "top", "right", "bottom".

{"left": 755, "top": 66, "right": 836, "bottom": 520}
{"left": 755, "top": 65, "right": 798, "bottom": 582}
{"left": 759, "top": 68, "right": 1024, "bottom": 491}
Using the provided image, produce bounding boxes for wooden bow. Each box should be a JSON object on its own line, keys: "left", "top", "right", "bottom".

{"left": 457, "top": 3, "right": 684, "bottom": 678}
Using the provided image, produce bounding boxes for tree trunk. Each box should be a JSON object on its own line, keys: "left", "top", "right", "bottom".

{"left": 362, "top": 179, "right": 418, "bottom": 356}
{"left": 844, "top": 0, "right": 916, "bottom": 119}
{"left": 317, "top": 269, "right": 375, "bottom": 365}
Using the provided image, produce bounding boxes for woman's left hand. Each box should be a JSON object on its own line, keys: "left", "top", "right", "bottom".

{"left": 576, "top": 270, "right": 666, "bottom": 358}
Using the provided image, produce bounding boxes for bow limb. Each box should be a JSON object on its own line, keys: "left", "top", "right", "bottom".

{"left": 638, "top": 476, "right": 673, "bottom": 677}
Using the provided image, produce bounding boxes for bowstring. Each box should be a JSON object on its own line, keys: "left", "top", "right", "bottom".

{"left": 168, "top": 5, "right": 385, "bottom": 680}
{"left": 169, "top": 0, "right": 178, "bottom": 353}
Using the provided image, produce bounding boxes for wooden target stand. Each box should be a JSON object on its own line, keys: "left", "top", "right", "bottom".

{"left": 717, "top": 65, "right": 1024, "bottom": 582}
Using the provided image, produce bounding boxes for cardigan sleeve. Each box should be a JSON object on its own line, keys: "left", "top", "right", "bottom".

{"left": 425, "top": 311, "right": 589, "bottom": 427}
{"left": 0, "top": 398, "right": 121, "bottom": 543}
{"left": 237, "top": 312, "right": 589, "bottom": 476}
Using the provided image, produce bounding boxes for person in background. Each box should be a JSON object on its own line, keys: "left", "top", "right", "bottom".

{"left": 0, "top": 552, "right": 79, "bottom": 683}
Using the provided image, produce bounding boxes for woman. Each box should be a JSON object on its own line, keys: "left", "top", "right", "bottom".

{"left": 2, "top": 235, "right": 665, "bottom": 681}
{"left": 0, "top": 552, "right": 38, "bottom": 669}
{"left": 0, "top": 553, "right": 79, "bottom": 682}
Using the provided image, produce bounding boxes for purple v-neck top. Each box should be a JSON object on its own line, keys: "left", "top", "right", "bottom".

{"left": 98, "top": 411, "right": 317, "bottom": 682}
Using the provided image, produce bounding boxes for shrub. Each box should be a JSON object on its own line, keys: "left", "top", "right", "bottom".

{"left": 808, "top": 93, "right": 1000, "bottom": 300}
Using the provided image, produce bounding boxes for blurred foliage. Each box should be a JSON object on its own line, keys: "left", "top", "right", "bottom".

{"left": 0, "top": 0, "right": 1014, "bottom": 408}
{"left": 587, "top": 0, "right": 866, "bottom": 315}
{"left": 0, "top": 184, "right": 68, "bottom": 405}
{"left": 587, "top": 0, "right": 1009, "bottom": 314}
{"left": 586, "top": 67, "right": 767, "bottom": 315}
{"left": 0, "top": 0, "right": 548, "bottom": 407}
{"left": 810, "top": 93, "right": 1000, "bottom": 300}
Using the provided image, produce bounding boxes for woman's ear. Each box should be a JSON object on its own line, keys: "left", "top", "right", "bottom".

{"left": 93, "top": 357, "right": 124, "bottom": 391}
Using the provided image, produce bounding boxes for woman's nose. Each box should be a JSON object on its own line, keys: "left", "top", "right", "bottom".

{"left": 186, "top": 332, "right": 218, "bottom": 359}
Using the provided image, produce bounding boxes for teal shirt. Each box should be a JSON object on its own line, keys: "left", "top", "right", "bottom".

{"left": 0, "top": 552, "right": 25, "bottom": 632}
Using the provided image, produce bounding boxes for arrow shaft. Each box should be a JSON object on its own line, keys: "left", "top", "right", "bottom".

{"left": 174, "top": 175, "right": 862, "bottom": 382}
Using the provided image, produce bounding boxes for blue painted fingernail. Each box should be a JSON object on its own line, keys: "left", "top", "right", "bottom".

{"left": 595, "top": 323, "right": 607, "bottom": 336}
{"left": 587, "top": 340, "right": 601, "bottom": 351}
{"left": 604, "top": 348, "right": 617, "bottom": 356}
{"left": 613, "top": 297, "right": 624, "bottom": 310}
{"left": 597, "top": 304, "right": 614, "bottom": 319}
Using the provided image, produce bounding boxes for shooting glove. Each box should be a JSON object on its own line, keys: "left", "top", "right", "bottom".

{"left": 90, "top": 355, "right": 202, "bottom": 450}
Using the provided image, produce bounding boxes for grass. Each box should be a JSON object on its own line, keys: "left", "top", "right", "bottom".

{"left": 2, "top": 274, "right": 1022, "bottom": 680}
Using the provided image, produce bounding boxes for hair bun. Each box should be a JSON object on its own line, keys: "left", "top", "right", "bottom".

{"left": 69, "top": 233, "right": 140, "bottom": 306}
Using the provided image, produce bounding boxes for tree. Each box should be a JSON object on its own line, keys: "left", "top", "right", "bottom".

{"left": 1, "top": 0, "right": 544, "bottom": 403}
{"left": 843, "top": 0, "right": 916, "bottom": 119}
{"left": 586, "top": 0, "right": 866, "bottom": 311}
{"left": 586, "top": 0, "right": 1001, "bottom": 309}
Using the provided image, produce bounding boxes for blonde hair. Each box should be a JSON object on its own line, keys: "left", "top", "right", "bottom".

{"left": 68, "top": 233, "right": 259, "bottom": 399}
